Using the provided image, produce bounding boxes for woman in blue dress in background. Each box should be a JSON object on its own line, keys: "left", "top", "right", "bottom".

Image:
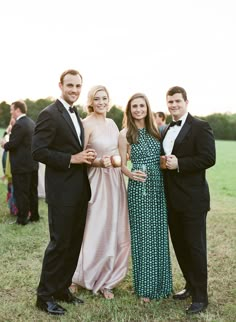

{"left": 119, "top": 93, "right": 172, "bottom": 303}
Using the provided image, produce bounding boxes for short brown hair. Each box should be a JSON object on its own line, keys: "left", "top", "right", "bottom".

{"left": 60, "top": 69, "right": 83, "bottom": 84}
{"left": 166, "top": 86, "right": 188, "bottom": 101}
{"left": 155, "top": 111, "right": 166, "bottom": 121}
{"left": 12, "top": 100, "right": 27, "bottom": 113}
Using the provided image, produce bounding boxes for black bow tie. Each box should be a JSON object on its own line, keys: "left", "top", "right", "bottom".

{"left": 69, "top": 106, "right": 76, "bottom": 113}
{"left": 169, "top": 120, "right": 182, "bottom": 127}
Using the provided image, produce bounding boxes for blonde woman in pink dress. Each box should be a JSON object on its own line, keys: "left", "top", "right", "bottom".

{"left": 71, "top": 85, "right": 130, "bottom": 299}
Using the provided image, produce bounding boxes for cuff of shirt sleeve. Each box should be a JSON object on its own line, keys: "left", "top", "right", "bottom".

{"left": 177, "top": 159, "right": 179, "bottom": 172}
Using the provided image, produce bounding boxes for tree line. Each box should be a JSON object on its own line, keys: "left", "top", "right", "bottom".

{"left": 0, "top": 99, "right": 235, "bottom": 140}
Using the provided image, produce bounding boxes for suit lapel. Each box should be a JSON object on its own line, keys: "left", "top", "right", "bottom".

{"left": 160, "top": 124, "right": 170, "bottom": 155}
{"left": 172, "top": 113, "right": 193, "bottom": 153}
{"left": 74, "top": 110, "right": 84, "bottom": 149}
{"left": 56, "top": 100, "right": 83, "bottom": 148}
{"left": 161, "top": 124, "right": 171, "bottom": 140}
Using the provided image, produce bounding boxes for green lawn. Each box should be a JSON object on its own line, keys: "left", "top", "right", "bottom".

{"left": 0, "top": 128, "right": 4, "bottom": 137}
{"left": 0, "top": 140, "right": 235, "bottom": 322}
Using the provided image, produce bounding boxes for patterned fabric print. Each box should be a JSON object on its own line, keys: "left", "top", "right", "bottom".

{"left": 128, "top": 128, "right": 172, "bottom": 299}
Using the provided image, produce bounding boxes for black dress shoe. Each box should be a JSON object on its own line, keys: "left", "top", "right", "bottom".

{"left": 55, "top": 292, "right": 84, "bottom": 305}
{"left": 29, "top": 216, "right": 40, "bottom": 222}
{"left": 173, "top": 289, "right": 191, "bottom": 300}
{"left": 36, "top": 297, "right": 66, "bottom": 315}
{"left": 186, "top": 302, "right": 208, "bottom": 314}
{"left": 16, "top": 218, "right": 29, "bottom": 225}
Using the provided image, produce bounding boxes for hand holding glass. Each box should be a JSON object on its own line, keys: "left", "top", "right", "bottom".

{"left": 133, "top": 165, "right": 147, "bottom": 196}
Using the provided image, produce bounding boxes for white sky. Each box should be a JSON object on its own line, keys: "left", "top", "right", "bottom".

{"left": 0, "top": 0, "right": 235, "bottom": 116}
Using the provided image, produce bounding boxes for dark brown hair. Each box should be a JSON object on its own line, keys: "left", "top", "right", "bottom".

{"left": 123, "top": 93, "right": 160, "bottom": 144}
{"left": 12, "top": 100, "right": 27, "bottom": 113}
{"left": 166, "top": 86, "right": 188, "bottom": 101}
{"left": 155, "top": 111, "right": 166, "bottom": 121}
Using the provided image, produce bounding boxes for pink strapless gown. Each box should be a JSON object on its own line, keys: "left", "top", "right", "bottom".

{"left": 72, "top": 119, "right": 130, "bottom": 294}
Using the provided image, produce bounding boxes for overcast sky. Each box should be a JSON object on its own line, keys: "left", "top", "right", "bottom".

{"left": 1, "top": 0, "right": 235, "bottom": 116}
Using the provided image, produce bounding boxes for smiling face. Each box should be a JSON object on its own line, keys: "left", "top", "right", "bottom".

{"left": 166, "top": 93, "right": 188, "bottom": 121}
{"left": 130, "top": 97, "right": 147, "bottom": 122}
{"left": 92, "top": 90, "right": 109, "bottom": 115}
{"left": 59, "top": 73, "right": 82, "bottom": 105}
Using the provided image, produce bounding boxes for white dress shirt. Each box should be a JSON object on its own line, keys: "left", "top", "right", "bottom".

{"left": 163, "top": 112, "right": 188, "bottom": 155}
{"left": 59, "top": 98, "right": 82, "bottom": 145}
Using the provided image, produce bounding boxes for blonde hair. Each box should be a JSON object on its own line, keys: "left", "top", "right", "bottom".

{"left": 86, "top": 85, "right": 110, "bottom": 113}
{"left": 123, "top": 93, "right": 160, "bottom": 144}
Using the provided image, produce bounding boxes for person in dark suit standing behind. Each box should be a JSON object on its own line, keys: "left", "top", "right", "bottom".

{"left": 32, "top": 69, "right": 96, "bottom": 316}
{"left": 1, "top": 100, "right": 39, "bottom": 225}
{"left": 161, "top": 86, "right": 216, "bottom": 314}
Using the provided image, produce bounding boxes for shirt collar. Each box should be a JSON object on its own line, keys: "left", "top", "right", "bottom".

{"left": 58, "top": 97, "right": 72, "bottom": 112}
{"left": 172, "top": 112, "right": 188, "bottom": 125}
{"left": 16, "top": 114, "right": 26, "bottom": 120}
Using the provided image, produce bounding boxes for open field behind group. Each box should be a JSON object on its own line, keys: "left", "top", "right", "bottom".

{"left": 0, "top": 139, "right": 235, "bottom": 322}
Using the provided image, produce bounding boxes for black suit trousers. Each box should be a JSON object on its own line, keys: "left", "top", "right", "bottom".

{"left": 37, "top": 188, "right": 89, "bottom": 300}
{"left": 12, "top": 171, "right": 39, "bottom": 221}
{"left": 168, "top": 207, "right": 208, "bottom": 302}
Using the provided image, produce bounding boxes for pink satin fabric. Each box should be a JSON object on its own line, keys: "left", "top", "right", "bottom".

{"left": 72, "top": 119, "right": 130, "bottom": 294}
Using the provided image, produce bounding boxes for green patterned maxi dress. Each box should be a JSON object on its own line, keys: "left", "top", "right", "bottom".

{"left": 128, "top": 128, "right": 172, "bottom": 299}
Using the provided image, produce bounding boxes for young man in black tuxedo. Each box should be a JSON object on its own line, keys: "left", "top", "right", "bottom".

{"left": 1, "top": 100, "right": 39, "bottom": 224}
{"left": 32, "top": 69, "right": 96, "bottom": 315}
{"left": 161, "top": 86, "right": 216, "bottom": 314}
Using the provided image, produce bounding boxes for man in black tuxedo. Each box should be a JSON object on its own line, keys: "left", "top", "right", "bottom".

{"left": 161, "top": 86, "right": 216, "bottom": 314}
{"left": 1, "top": 100, "right": 39, "bottom": 225}
{"left": 32, "top": 69, "right": 96, "bottom": 315}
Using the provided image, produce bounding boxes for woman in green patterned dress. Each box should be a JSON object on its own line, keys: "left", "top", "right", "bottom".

{"left": 119, "top": 93, "right": 172, "bottom": 303}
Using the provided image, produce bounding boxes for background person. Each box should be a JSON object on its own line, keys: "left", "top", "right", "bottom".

{"left": 162, "top": 86, "right": 216, "bottom": 314}
{"left": 1, "top": 101, "right": 39, "bottom": 225}
{"left": 119, "top": 93, "right": 172, "bottom": 303}
{"left": 1, "top": 118, "right": 17, "bottom": 215}
{"left": 32, "top": 69, "right": 96, "bottom": 316}
{"left": 154, "top": 111, "right": 167, "bottom": 134}
{"left": 72, "top": 85, "right": 130, "bottom": 299}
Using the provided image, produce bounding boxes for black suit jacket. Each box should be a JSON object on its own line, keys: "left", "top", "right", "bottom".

{"left": 4, "top": 116, "right": 38, "bottom": 174}
{"left": 161, "top": 113, "right": 216, "bottom": 212}
{"left": 32, "top": 100, "right": 91, "bottom": 206}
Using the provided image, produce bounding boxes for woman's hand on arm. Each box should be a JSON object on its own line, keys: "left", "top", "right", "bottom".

{"left": 90, "top": 155, "right": 111, "bottom": 168}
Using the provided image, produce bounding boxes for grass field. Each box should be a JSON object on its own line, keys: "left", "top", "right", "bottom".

{"left": 0, "top": 140, "right": 235, "bottom": 322}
